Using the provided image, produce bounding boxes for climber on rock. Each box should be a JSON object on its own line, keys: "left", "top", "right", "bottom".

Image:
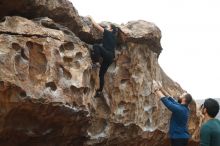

{"left": 88, "top": 16, "right": 118, "bottom": 97}
{"left": 153, "top": 81, "right": 192, "bottom": 146}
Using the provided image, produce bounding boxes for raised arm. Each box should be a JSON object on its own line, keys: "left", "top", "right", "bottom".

{"left": 154, "top": 89, "right": 180, "bottom": 112}
{"left": 88, "top": 16, "right": 104, "bottom": 33}
{"left": 153, "top": 81, "right": 177, "bottom": 103}
{"left": 152, "top": 81, "right": 180, "bottom": 112}
{"left": 160, "top": 88, "right": 177, "bottom": 103}
{"left": 155, "top": 89, "right": 166, "bottom": 98}
{"left": 161, "top": 88, "right": 170, "bottom": 97}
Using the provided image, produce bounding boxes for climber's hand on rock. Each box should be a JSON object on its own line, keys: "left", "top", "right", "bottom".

{"left": 157, "top": 81, "right": 162, "bottom": 87}
{"left": 154, "top": 89, "right": 165, "bottom": 98}
{"left": 160, "top": 88, "right": 170, "bottom": 97}
{"left": 87, "top": 15, "right": 91, "bottom": 19}
{"left": 152, "top": 81, "right": 165, "bottom": 98}
{"left": 87, "top": 15, "right": 93, "bottom": 21}
{"left": 86, "top": 16, "right": 104, "bottom": 33}
{"left": 152, "top": 80, "right": 162, "bottom": 93}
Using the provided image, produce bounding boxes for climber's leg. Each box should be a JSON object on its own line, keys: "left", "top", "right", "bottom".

{"left": 91, "top": 44, "right": 101, "bottom": 63}
{"left": 171, "top": 139, "right": 188, "bottom": 146}
{"left": 97, "top": 46, "right": 114, "bottom": 91}
{"left": 94, "top": 61, "right": 111, "bottom": 97}
{"left": 99, "top": 46, "right": 114, "bottom": 62}
{"left": 98, "top": 61, "right": 111, "bottom": 92}
{"left": 94, "top": 46, "right": 114, "bottom": 97}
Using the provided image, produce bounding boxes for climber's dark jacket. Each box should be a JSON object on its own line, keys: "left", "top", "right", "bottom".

{"left": 102, "top": 29, "right": 116, "bottom": 56}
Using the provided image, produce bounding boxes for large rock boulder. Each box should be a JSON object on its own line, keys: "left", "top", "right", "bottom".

{"left": 0, "top": 1, "right": 200, "bottom": 146}
{"left": 0, "top": 0, "right": 162, "bottom": 54}
{"left": 0, "top": 0, "right": 101, "bottom": 43}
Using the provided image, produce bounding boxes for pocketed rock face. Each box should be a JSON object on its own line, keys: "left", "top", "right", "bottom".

{"left": 0, "top": 1, "right": 200, "bottom": 146}
{"left": 0, "top": 0, "right": 102, "bottom": 43}
{"left": 0, "top": 16, "right": 96, "bottom": 146}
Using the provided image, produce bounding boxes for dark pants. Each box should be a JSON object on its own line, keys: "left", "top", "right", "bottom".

{"left": 91, "top": 44, "right": 114, "bottom": 91}
{"left": 171, "top": 139, "right": 188, "bottom": 146}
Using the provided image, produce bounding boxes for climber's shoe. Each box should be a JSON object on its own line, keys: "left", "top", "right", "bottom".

{"left": 87, "top": 44, "right": 93, "bottom": 51}
{"left": 92, "top": 63, "right": 100, "bottom": 69}
{"left": 94, "top": 90, "right": 103, "bottom": 98}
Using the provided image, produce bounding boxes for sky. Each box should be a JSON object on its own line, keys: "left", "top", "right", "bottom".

{"left": 71, "top": 0, "right": 220, "bottom": 99}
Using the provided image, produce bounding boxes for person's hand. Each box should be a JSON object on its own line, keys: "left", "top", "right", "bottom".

{"left": 152, "top": 80, "right": 162, "bottom": 93}
{"left": 87, "top": 15, "right": 93, "bottom": 21}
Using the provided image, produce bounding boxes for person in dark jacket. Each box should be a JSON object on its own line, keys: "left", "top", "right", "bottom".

{"left": 153, "top": 85, "right": 192, "bottom": 146}
{"left": 200, "top": 98, "right": 220, "bottom": 146}
{"left": 89, "top": 16, "right": 118, "bottom": 97}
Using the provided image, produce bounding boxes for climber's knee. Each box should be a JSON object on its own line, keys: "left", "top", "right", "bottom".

{"left": 93, "top": 44, "right": 101, "bottom": 50}
{"left": 91, "top": 45, "right": 101, "bottom": 63}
